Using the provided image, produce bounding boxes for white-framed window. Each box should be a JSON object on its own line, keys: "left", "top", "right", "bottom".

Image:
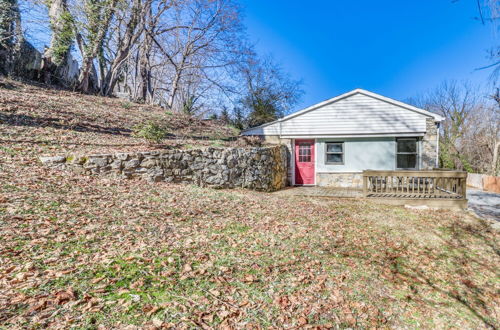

{"left": 325, "top": 142, "right": 344, "bottom": 165}
{"left": 396, "top": 138, "right": 418, "bottom": 169}
{"left": 298, "top": 142, "right": 312, "bottom": 162}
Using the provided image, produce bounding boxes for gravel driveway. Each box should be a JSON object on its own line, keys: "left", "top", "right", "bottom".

{"left": 467, "top": 189, "right": 500, "bottom": 222}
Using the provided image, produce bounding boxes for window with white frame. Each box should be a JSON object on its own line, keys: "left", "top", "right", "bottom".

{"left": 297, "top": 142, "right": 312, "bottom": 162}
{"left": 396, "top": 138, "right": 418, "bottom": 169}
{"left": 325, "top": 142, "right": 344, "bottom": 164}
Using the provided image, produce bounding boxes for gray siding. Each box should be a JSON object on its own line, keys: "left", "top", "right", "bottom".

{"left": 316, "top": 138, "right": 397, "bottom": 173}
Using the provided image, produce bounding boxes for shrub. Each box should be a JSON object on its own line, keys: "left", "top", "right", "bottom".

{"left": 133, "top": 121, "right": 169, "bottom": 143}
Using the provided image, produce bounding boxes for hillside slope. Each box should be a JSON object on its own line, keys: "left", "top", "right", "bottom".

{"left": 0, "top": 79, "right": 238, "bottom": 157}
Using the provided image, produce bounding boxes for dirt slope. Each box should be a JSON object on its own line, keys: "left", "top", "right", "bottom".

{"left": 0, "top": 78, "right": 238, "bottom": 157}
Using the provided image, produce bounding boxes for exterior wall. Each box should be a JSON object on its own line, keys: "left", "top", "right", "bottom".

{"left": 242, "top": 122, "right": 280, "bottom": 135}
{"left": 467, "top": 173, "right": 484, "bottom": 189}
{"left": 421, "top": 118, "right": 438, "bottom": 169}
{"left": 280, "top": 139, "right": 293, "bottom": 186}
{"left": 314, "top": 137, "right": 395, "bottom": 188}
{"left": 258, "top": 135, "right": 282, "bottom": 144}
{"left": 40, "top": 146, "right": 288, "bottom": 192}
{"left": 316, "top": 137, "right": 396, "bottom": 173}
{"left": 280, "top": 93, "right": 429, "bottom": 136}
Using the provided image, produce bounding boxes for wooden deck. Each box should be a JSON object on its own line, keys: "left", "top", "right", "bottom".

{"left": 274, "top": 170, "right": 468, "bottom": 210}
{"left": 363, "top": 170, "right": 468, "bottom": 210}
{"left": 274, "top": 186, "right": 363, "bottom": 198}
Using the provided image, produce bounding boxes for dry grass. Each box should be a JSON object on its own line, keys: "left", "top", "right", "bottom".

{"left": 0, "top": 80, "right": 499, "bottom": 328}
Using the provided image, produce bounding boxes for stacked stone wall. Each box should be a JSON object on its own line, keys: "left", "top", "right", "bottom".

{"left": 40, "top": 146, "right": 288, "bottom": 192}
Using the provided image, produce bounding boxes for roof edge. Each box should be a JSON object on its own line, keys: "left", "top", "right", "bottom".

{"left": 239, "top": 89, "right": 444, "bottom": 136}
{"left": 277, "top": 89, "right": 444, "bottom": 123}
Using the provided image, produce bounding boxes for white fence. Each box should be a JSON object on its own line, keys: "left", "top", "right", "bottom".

{"left": 467, "top": 173, "right": 500, "bottom": 193}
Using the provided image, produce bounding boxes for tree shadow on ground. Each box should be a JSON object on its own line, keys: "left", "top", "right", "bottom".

{"left": 1, "top": 112, "right": 237, "bottom": 143}
{"left": 384, "top": 220, "right": 499, "bottom": 328}
{"left": 0, "top": 112, "right": 132, "bottom": 136}
{"left": 337, "top": 216, "right": 499, "bottom": 328}
{"left": 0, "top": 81, "right": 18, "bottom": 90}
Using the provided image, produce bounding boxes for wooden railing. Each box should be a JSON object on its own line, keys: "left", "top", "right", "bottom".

{"left": 362, "top": 170, "right": 467, "bottom": 199}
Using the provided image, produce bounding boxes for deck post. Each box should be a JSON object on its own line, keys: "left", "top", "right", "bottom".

{"left": 363, "top": 175, "right": 368, "bottom": 196}
{"left": 461, "top": 174, "right": 467, "bottom": 199}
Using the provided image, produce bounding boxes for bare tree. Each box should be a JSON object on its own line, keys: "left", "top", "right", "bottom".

{"left": 99, "top": 0, "right": 154, "bottom": 96}
{"left": 70, "top": 0, "right": 118, "bottom": 93}
{"left": 4, "top": 0, "right": 303, "bottom": 124}
{"left": 239, "top": 55, "right": 303, "bottom": 128}
{"left": 147, "top": 0, "right": 246, "bottom": 112}
{"left": 473, "top": 0, "right": 500, "bottom": 83}
{"left": 415, "top": 80, "right": 499, "bottom": 174}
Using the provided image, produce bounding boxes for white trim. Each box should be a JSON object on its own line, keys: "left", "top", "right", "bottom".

{"left": 282, "top": 133, "right": 425, "bottom": 139}
{"left": 314, "top": 139, "right": 317, "bottom": 186}
{"left": 395, "top": 137, "right": 420, "bottom": 170}
{"left": 292, "top": 139, "right": 317, "bottom": 186}
{"left": 291, "top": 138, "right": 295, "bottom": 186}
{"left": 419, "top": 138, "right": 422, "bottom": 170}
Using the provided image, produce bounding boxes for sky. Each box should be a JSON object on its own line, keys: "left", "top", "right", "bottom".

{"left": 241, "top": 0, "right": 498, "bottom": 111}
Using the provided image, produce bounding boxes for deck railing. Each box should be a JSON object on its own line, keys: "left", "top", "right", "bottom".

{"left": 362, "top": 170, "right": 467, "bottom": 200}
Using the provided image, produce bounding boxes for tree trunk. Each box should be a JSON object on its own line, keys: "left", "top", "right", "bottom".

{"left": 39, "top": 0, "right": 79, "bottom": 87}
{"left": 492, "top": 140, "right": 500, "bottom": 176}
{"left": 76, "top": 0, "right": 118, "bottom": 93}
{"left": 0, "top": 0, "right": 21, "bottom": 75}
{"left": 46, "top": 0, "right": 71, "bottom": 64}
{"left": 78, "top": 56, "right": 93, "bottom": 93}
{"left": 138, "top": 35, "right": 153, "bottom": 103}
{"left": 167, "top": 71, "right": 181, "bottom": 110}
{"left": 101, "top": 0, "right": 144, "bottom": 96}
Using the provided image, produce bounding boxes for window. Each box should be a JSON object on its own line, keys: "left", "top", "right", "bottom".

{"left": 298, "top": 143, "right": 312, "bottom": 162}
{"left": 325, "top": 142, "right": 344, "bottom": 164}
{"left": 396, "top": 138, "right": 418, "bottom": 169}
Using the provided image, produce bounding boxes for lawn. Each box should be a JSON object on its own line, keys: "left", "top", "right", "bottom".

{"left": 1, "top": 80, "right": 499, "bottom": 328}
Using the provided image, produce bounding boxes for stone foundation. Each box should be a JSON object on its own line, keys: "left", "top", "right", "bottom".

{"left": 422, "top": 118, "right": 438, "bottom": 169}
{"left": 40, "top": 146, "right": 288, "bottom": 192}
{"left": 316, "top": 173, "right": 363, "bottom": 189}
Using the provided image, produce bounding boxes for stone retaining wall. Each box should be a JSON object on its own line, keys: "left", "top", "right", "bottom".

{"left": 316, "top": 173, "right": 363, "bottom": 189}
{"left": 40, "top": 146, "right": 288, "bottom": 192}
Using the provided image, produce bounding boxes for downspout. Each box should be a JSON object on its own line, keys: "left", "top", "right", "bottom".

{"left": 435, "top": 122, "right": 440, "bottom": 168}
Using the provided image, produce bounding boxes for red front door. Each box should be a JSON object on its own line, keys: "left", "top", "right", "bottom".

{"left": 295, "top": 140, "right": 315, "bottom": 185}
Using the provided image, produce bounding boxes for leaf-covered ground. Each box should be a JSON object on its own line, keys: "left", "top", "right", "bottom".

{"left": 0, "top": 79, "right": 238, "bottom": 156}
{"left": 1, "top": 80, "right": 499, "bottom": 328}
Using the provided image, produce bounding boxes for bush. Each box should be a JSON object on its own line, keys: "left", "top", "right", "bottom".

{"left": 132, "top": 121, "right": 169, "bottom": 143}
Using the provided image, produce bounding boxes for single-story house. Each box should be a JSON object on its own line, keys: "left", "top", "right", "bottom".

{"left": 241, "top": 89, "right": 445, "bottom": 188}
